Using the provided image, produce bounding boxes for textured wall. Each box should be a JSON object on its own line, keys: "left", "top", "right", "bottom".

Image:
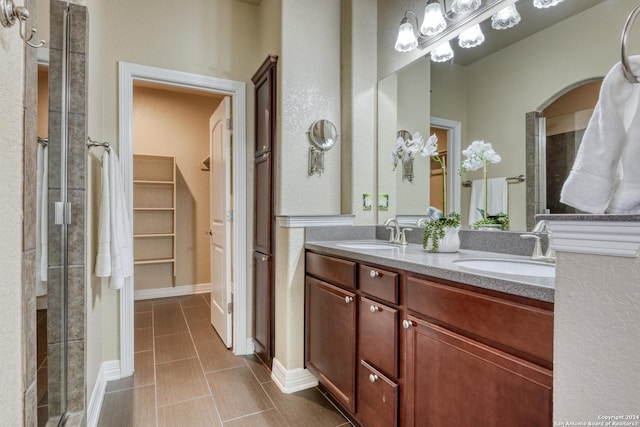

{"left": 0, "top": 5, "right": 26, "bottom": 425}
{"left": 554, "top": 252, "right": 640, "bottom": 420}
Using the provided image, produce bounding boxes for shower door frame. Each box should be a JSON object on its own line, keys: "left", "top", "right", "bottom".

{"left": 118, "top": 62, "right": 249, "bottom": 377}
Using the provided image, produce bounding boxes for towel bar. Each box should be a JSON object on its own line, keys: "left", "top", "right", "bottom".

{"left": 462, "top": 174, "right": 525, "bottom": 188}
{"left": 621, "top": 4, "right": 640, "bottom": 83}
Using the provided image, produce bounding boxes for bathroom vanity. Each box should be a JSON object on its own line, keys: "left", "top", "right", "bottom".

{"left": 304, "top": 242, "right": 554, "bottom": 427}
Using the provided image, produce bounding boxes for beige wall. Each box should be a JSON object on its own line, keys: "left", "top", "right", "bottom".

{"left": 133, "top": 86, "right": 222, "bottom": 287}
{"left": 0, "top": 16, "right": 26, "bottom": 425}
{"left": 554, "top": 252, "right": 640, "bottom": 420}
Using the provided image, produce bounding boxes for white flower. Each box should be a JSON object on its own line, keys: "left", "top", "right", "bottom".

{"left": 460, "top": 140, "right": 501, "bottom": 172}
{"left": 419, "top": 134, "right": 439, "bottom": 157}
{"left": 391, "top": 132, "right": 441, "bottom": 169}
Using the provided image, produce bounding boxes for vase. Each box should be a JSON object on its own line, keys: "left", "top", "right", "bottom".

{"left": 425, "top": 226, "right": 460, "bottom": 253}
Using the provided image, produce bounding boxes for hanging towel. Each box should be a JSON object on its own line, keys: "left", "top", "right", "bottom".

{"left": 95, "top": 150, "right": 134, "bottom": 290}
{"left": 561, "top": 55, "right": 640, "bottom": 214}
{"left": 35, "top": 143, "right": 48, "bottom": 296}
{"left": 468, "top": 177, "right": 508, "bottom": 225}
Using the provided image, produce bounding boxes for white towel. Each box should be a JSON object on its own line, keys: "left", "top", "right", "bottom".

{"left": 35, "top": 143, "right": 48, "bottom": 296}
{"left": 95, "top": 150, "right": 134, "bottom": 290}
{"left": 468, "top": 177, "right": 508, "bottom": 225}
{"left": 561, "top": 56, "right": 640, "bottom": 214}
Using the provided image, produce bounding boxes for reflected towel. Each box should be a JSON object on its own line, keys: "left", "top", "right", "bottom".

{"left": 468, "top": 177, "right": 508, "bottom": 225}
{"left": 95, "top": 150, "right": 134, "bottom": 290}
{"left": 35, "top": 143, "right": 48, "bottom": 296}
{"left": 561, "top": 55, "right": 640, "bottom": 213}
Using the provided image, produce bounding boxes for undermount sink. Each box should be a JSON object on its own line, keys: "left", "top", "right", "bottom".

{"left": 453, "top": 258, "right": 555, "bottom": 278}
{"left": 335, "top": 242, "right": 399, "bottom": 250}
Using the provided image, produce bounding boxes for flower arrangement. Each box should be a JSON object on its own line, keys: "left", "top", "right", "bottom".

{"left": 392, "top": 132, "right": 460, "bottom": 252}
{"left": 459, "top": 140, "right": 509, "bottom": 230}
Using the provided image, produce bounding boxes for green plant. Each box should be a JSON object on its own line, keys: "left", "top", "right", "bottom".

{"left": 423, "top": 213, "right": 461, "bottom": 253}
{"left": 473, "top": 211, "right": 509, "bottom": 231}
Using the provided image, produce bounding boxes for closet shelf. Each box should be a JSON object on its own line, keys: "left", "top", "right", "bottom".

{"left": 134, "top": 233, "right": 174, "bottom": 238}
{"left": 134, "top": 258, "right": 176, "bottom": 265}
{"left": 133, "top": 207, "right": 175, "bottom": 211}
{"left": 134, "top": 180, "right": 174, "bottom": 185}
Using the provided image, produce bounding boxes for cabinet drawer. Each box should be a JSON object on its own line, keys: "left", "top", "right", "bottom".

{"left": 306, "top": 252, "right": 356, "bottom": 289}
{"left": 406, "top": 276, "right": 554, "bottom": 364}
{"left": 358, "top": 297, "right": 398, "bottom": 378}
{"left": 359, "top": 265, "right": 398, "bottom": 304}
{"left": 357, "top": 361, "right": 398, "bottom": 427}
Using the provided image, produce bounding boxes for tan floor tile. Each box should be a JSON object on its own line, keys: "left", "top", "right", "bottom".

{"left": 134, "top": 327, "right": 153, "bottom": 353}
{"left": 153, "top": 296, "right": 180, "bottom": 305}
{"left": 155, "top": 333, "right": 197, "bottom": 364}
{"left": 262, "top": 382, "right": 347, "bottom": 427}
{"left": 242, "top": 354, "right": 272, "bottom": 384}
{"left": 222, "top": 409, "right": 287, "bottom": 427}
{"left": 189, "top": 320, "right": 245, "bottom": 373}
{"left": 134, "top": 312, "right": 152, "bottom": 330}
{"left": 183, "top": 304, "right": 210, "bottom": 324}
{"left": 179, "top": 294, "right": 209, "bottom": 308}
{"left": 157, "top": 396, "right": 221, "bottom": 427}
{"left": 134, "top": 350, "right": 155, "bottom": 387}
{"left": 153, "top": 302, "right": 188, "bottom": 337}
{"left": 134, "top": 300, "right": 153, "bottom": 313}
{"left": 156, "top": 358, "right": 210, "bottom": 407}
{"left": 99, "top": 385, "right": 156, "bottom": 427}
{"left": 206, "top": 366, "right": 274, "bottom": 421}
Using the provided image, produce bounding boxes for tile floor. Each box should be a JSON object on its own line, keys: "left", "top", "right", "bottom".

{"left": 97, "top": 294, "right": 351, "bottom": 427}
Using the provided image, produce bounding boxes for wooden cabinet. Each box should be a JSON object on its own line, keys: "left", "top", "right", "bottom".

{"left": 305, "top": 275, "right": 357, "bottom": 412}
{"left": 133, "top": 154, "right": 176, "bottom": 288}
{"left": 403, "top": 316, "right": 552, "bottom": 427}
{"left": 252, "top": 55, "right": 278, "bottom": 368}
{"left": 305, "top": 250, "right": 554, "bottom": 427}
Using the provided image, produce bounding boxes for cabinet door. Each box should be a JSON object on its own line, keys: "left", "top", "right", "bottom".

{"left": 357, "top": 361, "right": 398, "bottom": 427}
{"left": 305, "top": 276, "right": 356, "bottom": 412}
{"left": 254, "top": 153, "right": 272, "bottom": 254}
{"left": 358, "top": 296, "right": 398, "bottom": 378}
{"left": 403, "top": 316, "right": 553, "bottom": 427}
{"left": 253, "top": 251, "right": 272, "bottom": 366}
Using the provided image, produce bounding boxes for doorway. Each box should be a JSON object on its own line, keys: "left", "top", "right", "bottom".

{"left": 430, "top": 117, "right": 462, "bottom": 215}
{"left": 119, "top": 62, "right": 249, "bottom": 378}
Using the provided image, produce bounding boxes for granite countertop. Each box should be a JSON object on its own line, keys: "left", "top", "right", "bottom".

{"left": 305, "top": 240, "right": 555, "bottom": 303}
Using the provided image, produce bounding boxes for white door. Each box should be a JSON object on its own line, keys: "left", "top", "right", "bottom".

{"left": 209, "top": 97, "right": 233, "bottom": 348}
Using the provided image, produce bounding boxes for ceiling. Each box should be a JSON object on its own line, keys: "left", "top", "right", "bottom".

{"left": 451, "top": 0, "right": 606, "bottom": 65}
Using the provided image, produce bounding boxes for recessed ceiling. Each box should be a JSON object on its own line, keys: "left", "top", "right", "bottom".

{"left": 451, "top": 0, "right": 606, "bottom": 66}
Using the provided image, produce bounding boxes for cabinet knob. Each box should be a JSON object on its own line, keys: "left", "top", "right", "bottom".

{"left": 369, "top": 270, "right": 380, "bottom": 278}
{"left": 263, "top": 145, "right": 267, "bottom": 151}
{"left": 402, "top": 319, "right": 413, "bottom": 329}
{"left": 369, "top": 374, "right": 379, "bottom": 383}
{"left": 261, "top": 256, "right": 268, "bottom": 262}
{"left": 369, "top": 305, "right": 380, "bottom": 313}
{"left": 344, "top": 296, "right": 354, "bottom": 304}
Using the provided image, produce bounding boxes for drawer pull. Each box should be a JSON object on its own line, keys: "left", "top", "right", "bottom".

{"left": 261, "top": 256, "right": 268, "bottom": 262}
{"left": 369, "top": 270, "right": 380, "bottom": 278}
{"left": 344, "top": 296, "right": 354, "bottom": 304}
{"left": 369, "top": 305, "right": 380, "bottom": 313}
{"left": 402, "top": 319, "right": 413, "bottom": 329}
{"left": 369, "top": 374, "right": 379, "bottom": 383}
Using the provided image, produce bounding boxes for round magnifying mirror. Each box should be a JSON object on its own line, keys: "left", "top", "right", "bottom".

{"left": 308, "top": 120, "right": 338, "bottom": 151}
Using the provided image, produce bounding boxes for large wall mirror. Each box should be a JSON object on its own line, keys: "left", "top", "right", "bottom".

{"left": 376, "top": 0, "right": 634, "bottom": 231}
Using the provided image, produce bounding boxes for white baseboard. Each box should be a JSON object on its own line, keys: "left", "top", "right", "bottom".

{"left": 134, "top": 283, "right": 210, "bottom": 300}
{"left": 271, "top": 357, "right": 318, "bottom": 394}
{"left": 87, "top": 360, "right": 121, "bottom": 427}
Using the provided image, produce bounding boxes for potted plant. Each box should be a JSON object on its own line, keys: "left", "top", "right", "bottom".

{"left": 459, "top": 140, "right": 509, "bottom": 230}
{"left": 393, "top": 132, "right": 461, "bottom": 252}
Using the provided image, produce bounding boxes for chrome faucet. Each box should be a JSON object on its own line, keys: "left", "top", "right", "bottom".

{"left": 520, "top": 220, "right": 555, "bottom": 263}
{"left": 384, "top": 218, "right": 412, "bottom": 245}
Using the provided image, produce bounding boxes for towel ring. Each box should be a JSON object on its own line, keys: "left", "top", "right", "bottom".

{"left": 621, "top": 4, "right": 640, "bottom": 83}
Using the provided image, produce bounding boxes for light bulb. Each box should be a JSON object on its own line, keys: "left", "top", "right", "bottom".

{"left": 491, "top": 4, "right": 521, "bottom": 30}
{"left": 431, "top": 41, "right": 454, "bottom": 62}
{"left": 395, "top": 21, "right": 418, "bottom": 52}
{"left": 533, "top": 0, "right": 565, "bottom": 9}
{"left": 458, "top": 24, "right": 485, "bottom": 48}
{"left": 451, "top": 0, "right": 482, "bottom": 14}
{"left": 421, "top": 2, "right": 447, "bottom": 36}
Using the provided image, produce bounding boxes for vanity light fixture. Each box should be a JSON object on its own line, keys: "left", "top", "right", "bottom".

{"left": 431, "top": 41, "right": 455, "bottom": 62}
{"left": 533, "top": 0, "right": 565, "bottom": 9}
{"left": 0, "top": 0, "right": 45, "bottom": 47}
{"left": 421, "top": 0, "right": 448, "bottom": 37}
{"left": 458, "top": 23, "right": 485, "bottom": 48}
{"left": 491, "top": 4, "right": 521, "bottom": 30}
{"left": 451, "top": 0, "right": 482, "bottom": 14}
{"left": 395, "top": 15, "right": 419, "bottom": 52}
